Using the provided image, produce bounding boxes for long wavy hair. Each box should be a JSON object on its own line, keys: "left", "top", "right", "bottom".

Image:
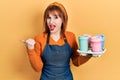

{"left": 43, "top": 2, "right": 68, "bottom": 36}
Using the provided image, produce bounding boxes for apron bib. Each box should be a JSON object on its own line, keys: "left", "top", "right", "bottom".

{"left": 40, "top": 34, "right": 73, "bottom": 80}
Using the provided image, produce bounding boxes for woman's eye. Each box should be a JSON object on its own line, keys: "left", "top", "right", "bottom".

{"left": 55, "top": 16, "right": 58, "bottom": 19}
{"left": 47, "top": 16, "right": 51, "bottom": 19}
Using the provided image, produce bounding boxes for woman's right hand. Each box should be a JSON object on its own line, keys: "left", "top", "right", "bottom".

{"left": 22, "top": 38, "right": 36, "bottom": 50}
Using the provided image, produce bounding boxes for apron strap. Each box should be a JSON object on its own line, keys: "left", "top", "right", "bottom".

{"left": 46, "top": 33, "right": 68, "bottom": 44}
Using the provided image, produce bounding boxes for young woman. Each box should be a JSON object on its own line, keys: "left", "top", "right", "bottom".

{"left": 24, "top": 2, "right": 92, "bottom": 80}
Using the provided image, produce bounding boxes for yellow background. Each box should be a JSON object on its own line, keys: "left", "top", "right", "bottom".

{"left": 0, "top": 0, "right": 120, "bottom": 80}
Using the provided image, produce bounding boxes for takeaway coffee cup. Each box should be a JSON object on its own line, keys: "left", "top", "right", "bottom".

{"left": 78, "top": 36, "right": 89, "bottom": 52}
{"left": 96, "top": 34, "right": 105, "bottom": 50}
{"left": 83, "top": 34, "right": 92, "bottom": 48}
{"left": 90, "top": 36, "right": 102, "bottom": 52}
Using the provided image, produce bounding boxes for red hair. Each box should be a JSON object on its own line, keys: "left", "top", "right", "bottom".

{"left": 43, "top": 2, "right": 68, "bottom": 35}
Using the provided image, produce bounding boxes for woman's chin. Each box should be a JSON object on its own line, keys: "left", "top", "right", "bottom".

{"left": 50, "top": 30, "right": 55, "bottom": 34}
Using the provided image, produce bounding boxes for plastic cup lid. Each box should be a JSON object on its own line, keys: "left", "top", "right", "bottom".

{"left": 79, "top": 36, "right": 89, "bottom": 39}
{"left": 96, "top": 34, "right": 105, "bottom": 40}
{"left": 90, "top": 36, "right": 102, "bottom": 42}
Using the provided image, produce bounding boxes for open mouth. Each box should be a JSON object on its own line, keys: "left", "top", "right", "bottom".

{"left": 49, "top": 24, "right": 56, "bottom": 31}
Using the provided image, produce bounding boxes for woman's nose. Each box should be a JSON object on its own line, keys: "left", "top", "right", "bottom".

{"left": 49, "top": 19, "right": 54, "bottom": 24}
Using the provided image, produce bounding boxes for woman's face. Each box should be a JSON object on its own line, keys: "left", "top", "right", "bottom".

{"left": 47, "top": 11, "right": 63, "bottom": 34}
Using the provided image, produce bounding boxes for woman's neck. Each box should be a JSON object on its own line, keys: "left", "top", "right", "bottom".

{"left": 50, "top": 32, "right": 61, "bottom": 42}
